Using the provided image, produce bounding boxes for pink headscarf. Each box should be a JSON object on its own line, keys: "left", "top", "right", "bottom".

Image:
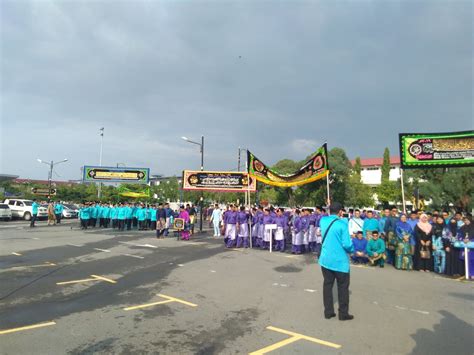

{"left": 417, "top": 213, "right": 432, "bottom": 234}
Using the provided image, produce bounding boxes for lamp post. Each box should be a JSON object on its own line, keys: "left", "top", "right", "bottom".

{"left": 181, "top": 135, "right": 204, "bottom": 232}
{"left": 37, "top": 158, "right": 68, "bottom": 200}
{"left": 98, "top": 127, "right": 104, "bottom": 199}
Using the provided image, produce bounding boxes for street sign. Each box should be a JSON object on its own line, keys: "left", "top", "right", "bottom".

{"left": 31, "top": 187, "right": 57, "bottom": 196}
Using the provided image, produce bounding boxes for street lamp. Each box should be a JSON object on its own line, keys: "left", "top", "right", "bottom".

{"left": 98, "top": 127, "right": 104, "bottom": 199}
{"left": 181, "top": 135, "right": 204, "bottom": 232}
{"left": 181, "top": 136, "right": 204, "bottom": 171}
{"left": 37, "top": 158, "right": 68, "bottom": 200}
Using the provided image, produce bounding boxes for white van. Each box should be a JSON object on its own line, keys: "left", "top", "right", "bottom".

{"left": 3, "top": 199, "right": 48, "bottom": 220}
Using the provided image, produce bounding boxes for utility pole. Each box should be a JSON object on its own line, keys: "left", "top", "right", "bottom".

{"left": 98, "top": 127, "right": 104, "bottom": 199}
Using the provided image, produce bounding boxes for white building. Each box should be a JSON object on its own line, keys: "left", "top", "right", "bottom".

{"left": 350, "top": 157, "right": 401, "bottom": 187}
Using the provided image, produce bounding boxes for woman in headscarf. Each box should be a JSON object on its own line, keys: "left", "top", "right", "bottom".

{"left": 432, "top": 216, "right": 450, "bottom": 274}
{"left": 413, "top": 213, "right": 433, "bottom": 272}
{"left": 445, "top": 217, "right": 464, "bottom": 276}
{"left": 395, "top": 214, "right": 413, "bottom": 270}
{"left": 458, "top": 216, "right": 474, "bottom": 279}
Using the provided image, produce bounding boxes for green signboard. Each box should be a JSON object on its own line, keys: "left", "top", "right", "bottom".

{"left": 399, "top": 131, "right": 474, "bottom": 169}
{"left": 83, "top": 166, "right": 150, "bottom": 183}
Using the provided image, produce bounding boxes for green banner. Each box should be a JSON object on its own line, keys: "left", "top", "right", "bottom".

{"left": 399, "top": 131, "right": 474, "bottom": 169}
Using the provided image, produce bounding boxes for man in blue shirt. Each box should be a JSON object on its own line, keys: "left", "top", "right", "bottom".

{"left": 319, "top": 202, "right": 354, "bottom": 321}
{"left": 54, "top": 202, "right": 63, "bottom": 224}
{"left": 30, "top": 199, "right": 39, "bottom": 228}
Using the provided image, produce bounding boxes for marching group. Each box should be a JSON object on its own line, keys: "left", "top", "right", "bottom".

{"left": 207, "top": 204, "right": 474, "bottom": 278}
{"left": 77, "top": 202, "right": 198, "bottom": 239}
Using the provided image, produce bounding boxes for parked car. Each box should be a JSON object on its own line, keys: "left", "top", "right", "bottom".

{"left": 0, "top": 203, "right": 12, "bottom": 221}
{"left": 62, "top": 204, "right": 79, "bottom": 219}
{"left": 3, "top": 199, "right": 48, "bottom": 220}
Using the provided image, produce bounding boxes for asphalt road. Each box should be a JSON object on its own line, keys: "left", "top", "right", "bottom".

{"left": 0, "top": 220, "right": 473, "bottom": 354}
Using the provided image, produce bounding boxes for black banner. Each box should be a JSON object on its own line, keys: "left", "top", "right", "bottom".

{"left": 182, "top": 171, "right": 256, "bottom": 192}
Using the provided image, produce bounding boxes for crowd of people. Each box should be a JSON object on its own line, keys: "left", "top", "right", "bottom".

{"left": 77, "top": 202, "right": 198, "bottom": 239}
{"left": 70, "top": 200, "right": 474, "bottom": 278}
{"left": 206, "top": 204, "right": 474, "bottom": 278}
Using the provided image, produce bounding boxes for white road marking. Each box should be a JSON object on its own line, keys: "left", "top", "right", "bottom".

{"left": 177, "top": 264, "right": 184, "bottom": 267}
{"left": 118, "top": 241, "right": 158, "bottom": 249}
{"left": 139, "top": 244, "right": 158, "bottom": 249}
{"left": 121, "top": 254, "right": 145, "bottom": 259}
{"left": 304, "top": 289, "right": 317, "bottom": 293}
{"left": 67, "top": 244, "right": 83, "bottom": 247}
{"left": 409, "top": 308, "right": 430, "bottom": 315}
{"left": 394, "top": 305, "right": 429, "bottom": 315}
{"left": 32, "top": 237, "right": 40, "bottom": 240}
{"left": 94, "top": 248, "right": 111, "bottom": 252}
{"left": 210, "top": 270, "right": 217, "bottom": 273}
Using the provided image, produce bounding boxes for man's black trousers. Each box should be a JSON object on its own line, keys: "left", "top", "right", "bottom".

{"left": 321, "top": 266, "right": 350, "bottom": 317}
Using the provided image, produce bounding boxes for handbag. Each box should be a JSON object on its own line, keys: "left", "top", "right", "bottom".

{"left": 420, "top": 246, "right": 431, "bottom": 259}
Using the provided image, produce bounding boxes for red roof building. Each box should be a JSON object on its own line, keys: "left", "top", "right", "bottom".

{"left": 350, "top": 156, "right": 400, "bottom": 167}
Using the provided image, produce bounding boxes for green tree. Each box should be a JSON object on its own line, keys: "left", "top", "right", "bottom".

{"left": 381, "top": 147, "right": 391, "bottom": 182}
{"left": 346, "top": 156, "right": 374, "bottom": 208}
{"left": 354, "top": 157, "right": 362, "bottom": 177}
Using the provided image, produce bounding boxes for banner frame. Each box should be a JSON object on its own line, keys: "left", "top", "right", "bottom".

{"left": 398, "top": 130, "right": 474, "bottom": 169}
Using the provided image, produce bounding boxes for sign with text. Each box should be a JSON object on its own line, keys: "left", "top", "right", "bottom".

{"left": 182, "top": 171, "right": 257, "bottom": 192}
{"left": 83, "top": 166, "right": 150, "bottom": 183}
{"left": 399, "top": 131, "right": 474, "bottom": 169}
{"left": 31, "top": 187, "right": 57, "bottom": 196}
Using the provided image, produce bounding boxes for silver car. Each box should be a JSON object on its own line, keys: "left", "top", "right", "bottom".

{"left": 62, "top": 204, "right": 79, "bottom": 219}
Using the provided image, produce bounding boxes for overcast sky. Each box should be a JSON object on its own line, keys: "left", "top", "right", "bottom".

{"left": 1, "top": 0, "right": 472, "bottom": 181}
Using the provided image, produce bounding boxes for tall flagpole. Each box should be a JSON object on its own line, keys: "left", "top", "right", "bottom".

{"left": 98, "top": 127, "right": 104, "bottom": 199}
{"left": 246, "top": 150, "right": 252, "bottom": 248}
{"left": 400, "top": 168, "right": 406, "bottom": 214}
{"left": 326, "top": 172, "right": 330, "bottom": 204}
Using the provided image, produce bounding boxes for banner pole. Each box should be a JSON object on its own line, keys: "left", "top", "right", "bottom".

{"left": 326, "top": 172, "right": 330, "bottom": 204}
{"left": 400, "top": 168, "right": 406, "bottom": 214}
{"left": 246, "top": 153, "right": 252, "bottom": 249}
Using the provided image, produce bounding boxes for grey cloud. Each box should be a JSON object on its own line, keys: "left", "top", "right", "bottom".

{"left": 1, "top": 0, "right": 472, "bottom": 180}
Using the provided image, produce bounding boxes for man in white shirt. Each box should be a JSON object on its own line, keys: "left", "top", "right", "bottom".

{"left": 210, "top": 204, "right": 222, "bottom": 237}
{"left": 348, "top": 209, "right": 364, "bottom": 237}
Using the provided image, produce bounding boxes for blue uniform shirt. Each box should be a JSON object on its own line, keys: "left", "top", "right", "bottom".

{"left": 319, "top": 215, "right": 354, "bottom": 273}
{"left": 32, "top": 202, "right": 39, "bottom": 215}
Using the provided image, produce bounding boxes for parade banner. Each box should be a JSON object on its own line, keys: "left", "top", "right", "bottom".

{"left": 247, "top": 143, "right": 329, "bottom": 187}
{"left": 399, "top": 131, "right": 474, "bottom": 169}
{"left": 182, "top": 171, "right": 257, "bottom": 192}
{"left": 83, "top": 166, "right": 150, "bottom": 183}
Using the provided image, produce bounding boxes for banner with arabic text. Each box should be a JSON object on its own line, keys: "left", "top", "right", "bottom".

{"left": 247, "top": 144, "right": 329, "bottom": 187}
{"left": 399, "top": 131, "right": 474, "bottom": 169}
{"left": 182, "top": 171, "right": 256, "bottom": 192}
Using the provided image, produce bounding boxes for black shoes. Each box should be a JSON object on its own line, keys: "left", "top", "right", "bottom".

{"left": 324, "top": 313, "right": 336, "bottom": 319}
{"left": 339, "top": 314, "right": 354, "bottom": 321}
